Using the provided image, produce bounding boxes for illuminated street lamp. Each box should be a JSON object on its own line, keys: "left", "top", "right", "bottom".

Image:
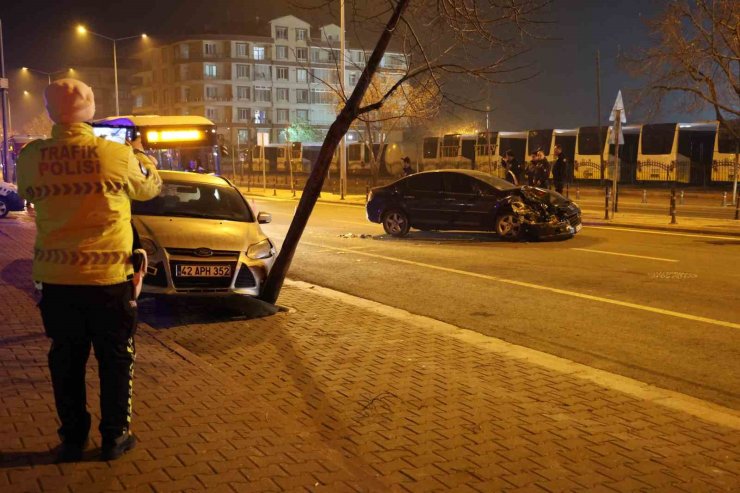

{"left": 76, "top": 25, "right": 147, "bottom": 116}
{"left": 21, "top": 67, "right": 74, "bottom": 85}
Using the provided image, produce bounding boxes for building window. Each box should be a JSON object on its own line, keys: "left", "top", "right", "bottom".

{"left": 310, "top": 89, "right": 333, "bottom": 104}
{"left": 135, "top": 95, "right": 143, "bottom": 108}
{"left": 296, "top": 89, "right": 308, "bottom": 103}
{"left": 253, "top": 46, "right": 265, "bottom": 60}
{"left": 204, "top": 42, "right": 217, "bottom": 56}
{"left": 163, "top": 89, "right": 169, "bottom": 105}
{"left": 204, "top": 64, "right": 217, "bottom": 78}
{"left": 205, "top": 86, "right": 218, "bottom": 100}
{"left": 237, "top": 107, "right": 250, "bottom": 121}
{"left": 162, "top": 69, "right": 169, "bottom": 84}
{"left": 237, "top": 86, "right": 250, "bottom": 100}
{"left": 296, "top": 109, "right": 309, "bottom": 121}
{"left": 254, "top": 110, "right": 267, "bottom": 124}
{"left": 255, "top": 87, "right": 271, "bottom": 103}
{"left": 296, "top": 68, "right": 308, "bottom": 83}
{"left": 236, "top": 64, "right": 250, "bottom": 79}
{"left": 276, "top": 67, "right": 289, "bottom": 81}
{"left": 235, "top": 42, "right": 249, "bottom": 57}
{"left": 276, "top": 46, "right": 288, "bottom": 60}
{"left": 349, "top": 72, "right": 358, "bottom": 85}
{"left": 296, "top": 28, "right": 307, "bottom": 41}
{"left": 276, "top": 88, "right": 289, "bottom": 102}
{"left": 178, "top": 43, "right": 189, "bottom": 59}
{"left": 238, "top": 129, "right": 249, "bottom": 145}
{"left": 295, "top": 47, "right": 308, "bottom": 61}
{"left": 206, "top": 107, "right": 218, "bottom": 121}
{"left": 276, "top": 109, "right": 289, "bottom": 123}
{"left": 183, "top": 87, "right": 191, "bottom": 102}
{"left": 275, "top": 26, "right": 288, "bottom": 40}
{"left": 152, "top": 91, "right": 158, "bottom": 105}
{"left": 254, "top": 65, "right": 271, "bottom": 81}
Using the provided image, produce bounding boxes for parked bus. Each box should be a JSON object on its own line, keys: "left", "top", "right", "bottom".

{"left": 526, "top": 128, "right": 577, "bottom": 162}
{"left": 574, "top": 126, "right": 607, "bottom": 180}
{"left": 475, "top": 131, "right": 500, "bottom": 176}
{"left": 93, "top": 115, "right": 220, "bottom": 174}
{"left": 605, "top": 125, "right": 641, "bottom": 183}
{"left": 421, "top": 136, "right": 440, "bottom": 170}
{"left": 636, "top": 123, "right": 690, "bottom": 183}
{"left": 439, "top": 133, "right": 476, "bottom": 169}
{"left": 711, "top": 120, "right": 739, "bottom": 183}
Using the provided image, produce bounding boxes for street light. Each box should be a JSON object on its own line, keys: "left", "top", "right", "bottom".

{"left": 76, "top": 24, "right": 147, "bottom": 116}
{"left": 21, "top": 67, "right": 74, "bottom": 85}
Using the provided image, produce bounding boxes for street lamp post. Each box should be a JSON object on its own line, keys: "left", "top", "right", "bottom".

{"left": 77, "top": 26, "right": 146, "bottom": 116}
{"left": 21, "top": 67, "right": 73, "bottom": 86}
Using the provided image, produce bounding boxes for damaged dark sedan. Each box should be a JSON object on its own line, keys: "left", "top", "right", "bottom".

{"left": 366, "top": 170, "right": 581, "bottom": 241}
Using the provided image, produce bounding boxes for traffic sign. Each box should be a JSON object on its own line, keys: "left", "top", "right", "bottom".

{"left": 609, "top": 90, "right": 627, "bottom": 123}
{"left": 0, "top": 78, "right": 8, "bottom": 89}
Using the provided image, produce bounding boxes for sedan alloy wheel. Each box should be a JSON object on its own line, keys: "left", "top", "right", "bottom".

{"left": 496, "top": 212, "right": 523, "bottom": 240}
{"left": 382, "top": 210, "right": 410, "bottom": 237}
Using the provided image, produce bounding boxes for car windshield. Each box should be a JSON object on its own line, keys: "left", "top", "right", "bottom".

{"left": 132, "top": 181, "right": 253, "bottom": 222}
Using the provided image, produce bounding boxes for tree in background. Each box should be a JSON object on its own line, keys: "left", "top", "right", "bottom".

{"left": 259, "top": 0, "right": 551, "bottom": 304}
{"left": 282, "top": 119, "right": 317, "bottom": 143}
{"left": 354, "top": 74, "right": 440, "bottom": 184}
{"left": 20, "top": 112, "right": 53, "bottom": 137}
{"left": 623, "top": 0, "right": 739, "bottom": 138}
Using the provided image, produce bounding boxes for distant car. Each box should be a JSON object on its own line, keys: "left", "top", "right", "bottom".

{"left": 366, "top": 169, "right": 581, "bottom": 241}
{"left": 0, "top": 181, "right": 25, "bottom": 218}
{"left": 132, "top": 171, "right": 276, "bottom": 297}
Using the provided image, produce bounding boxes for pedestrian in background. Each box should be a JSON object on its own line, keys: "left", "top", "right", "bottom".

{"left": 502, "top": 150, "right": 521, "bottom": 185}
{"left": 17, "top": 79, "right": 162, "bottom": 463}
{"left": 525, "top": 151, "right": 538, "bottom": 186}
{"left": 552, "top": 144, "right": 566, "bottom": 194}
{"left": 534, "top": 149, "right": 550, "bottom": 188}
{"left": 402, "top": 156, "right": 414, "bottom": 176}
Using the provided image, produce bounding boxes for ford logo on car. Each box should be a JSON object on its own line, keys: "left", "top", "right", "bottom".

{"left": 194, "top": 247, "right": 213, "bottom": 257}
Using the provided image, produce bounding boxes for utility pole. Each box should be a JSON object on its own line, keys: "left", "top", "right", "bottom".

{"left": 339, "top": 0, "right": 347, "bottom": 199}
{"left": 0, "top": 18, "right": 9, "bottom": 183}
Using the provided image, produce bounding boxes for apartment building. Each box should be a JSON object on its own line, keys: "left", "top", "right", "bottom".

{"left": 131, "top": 15, "right": 407, "bottom": 145}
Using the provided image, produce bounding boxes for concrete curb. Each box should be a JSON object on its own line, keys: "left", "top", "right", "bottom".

{"left": 583, "top": 220, "right": 740, "bottom": 237}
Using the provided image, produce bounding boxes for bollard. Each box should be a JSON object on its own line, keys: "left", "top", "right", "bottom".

{"left": 670, "top": 187, "right": 677, "bottom": 224}
{"left": 604, "top": 187, "right": 610, "bottom": 220}
{"left": 722, "top": 192, "right": 728, "bottom": 207}
{"left": 565, "top": 182, "right": 570, "bottom": 199}
{"left": 736, "top": 192, "right": 740, "bottom": 220}
{"left": 576, "top": 186, "right": 580, "bottom": 200}
{"left": 679, "top": 190, "right": 685, "bottom": 205}
{"left": 292, "top": 180, "right": 297, "bottom": 198}
{"left": 273, "top": 177, "right": 277, "bottom": 196}
{"left": 365, "top": 186, "right": 369, "bottom": 203}
{"left": 642, "top": 189, "right": 647, "bottom": 204}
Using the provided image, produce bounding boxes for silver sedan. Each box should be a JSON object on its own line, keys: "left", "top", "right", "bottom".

{"left": 132, "top": 171, "right": 276, "bottom": 297}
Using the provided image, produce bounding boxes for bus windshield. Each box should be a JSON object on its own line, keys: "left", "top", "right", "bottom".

{"left": 641, "top": 123, "right": 676, "bottom": 155}
{"left": 577, "top": 127, "right": 607, "bottom": 155}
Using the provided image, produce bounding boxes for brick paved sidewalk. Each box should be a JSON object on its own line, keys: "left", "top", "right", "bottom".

{"left": 1, "top": 214, "right": 739, "bottom": 492}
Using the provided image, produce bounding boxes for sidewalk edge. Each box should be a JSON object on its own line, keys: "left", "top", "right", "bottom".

{"left": 284, "top": 279, "right": 740, "bottom": 430}
{"left": 584, "top": 220, "right": 740, "bottom": 237}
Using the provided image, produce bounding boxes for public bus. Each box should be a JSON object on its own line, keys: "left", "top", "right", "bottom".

{"left": 711, "top": 120, "right": 739, "bottom": 183}
{"left": 93, "top": 115, "right": 220, "bottom": 174}
{"left": 573, "top": 126, "right": 607, "bottom": 180}
{"left": 636, "top": 122, "right": 690, "bottom": 183}
{"left": 438, "top": 133, "right": 476, "bottom": 169}
{"left": 525, "top": 128, "right": 577, "bottom": 162}
{"left": 475, "top": 131, "right": 500, "bottom": 176}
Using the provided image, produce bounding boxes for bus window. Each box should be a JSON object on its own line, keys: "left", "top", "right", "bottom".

{"left": 717, "top": 121, "right": 740, "bottom": 154}
{"left": 528, "top": 129, "right": 553, "bottom": 155}
{"left": 641, "top": 123, "right": 676, "bottom": 155}
{"left": 577, "top": 127, "right": 607, "bottom": 155}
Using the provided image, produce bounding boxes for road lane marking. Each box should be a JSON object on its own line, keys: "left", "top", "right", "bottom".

{"left": 285, "top": 279, "right": 740, "bottom": 430}
{"left": 301, "top": 241, "right": 740, "bottom": 330}
{"left": 572, "top": 248, "right": 679, "bottom": 263}
{"left": 585, "top": 225, "right": 740, "bottom": 241}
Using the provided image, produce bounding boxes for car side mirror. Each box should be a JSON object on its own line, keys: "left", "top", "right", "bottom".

{"left": 257, "top": 212, "right": 272, "bottom": 224}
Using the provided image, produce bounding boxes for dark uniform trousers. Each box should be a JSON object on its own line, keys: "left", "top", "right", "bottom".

{"left": 39, "top": 282, "right": 137, "bottom": 444}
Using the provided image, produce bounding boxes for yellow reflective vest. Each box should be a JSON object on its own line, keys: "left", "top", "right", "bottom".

{"left": 17, "top": 123, "right": 162, "bottom": 285}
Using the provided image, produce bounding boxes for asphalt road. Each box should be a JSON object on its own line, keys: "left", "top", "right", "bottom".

{"left": 253, "top": 195, "right": 740, "bottom": 410}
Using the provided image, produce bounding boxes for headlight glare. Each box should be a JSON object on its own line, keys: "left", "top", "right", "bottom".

{"left": 247, "top": 239, "right": 275, "bottom": 259}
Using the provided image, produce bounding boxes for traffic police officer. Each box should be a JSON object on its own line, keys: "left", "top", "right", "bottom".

{"left": 17, "top": 79, "right": 162, "bottom": 462}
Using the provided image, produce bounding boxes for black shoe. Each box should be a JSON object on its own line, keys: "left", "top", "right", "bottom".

{"left": 54, "top": 438, "right": 88, "bottom": 463}
{"left": 101, "top": 432, "right": 137, "bottom": 461}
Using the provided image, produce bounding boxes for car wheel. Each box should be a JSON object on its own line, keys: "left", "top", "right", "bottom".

{"left": 0, "top": 198, "right": 8, "bottom": 218}
{"left": 495, "top": 211, "right": 523, "bottom": 241}
{"left": 382, "top": 209, "right": 410, "bottom": 237}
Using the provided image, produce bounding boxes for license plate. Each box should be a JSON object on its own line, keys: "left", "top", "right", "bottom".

{"left": 176, "top": 264, "right": 231, "bottom": 277}
{"left": 575, "top": 223, "right": 582, "bottom": 233}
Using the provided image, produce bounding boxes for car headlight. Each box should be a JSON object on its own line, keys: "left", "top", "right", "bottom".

{"left": 247, "top": 239, "right": 275, "bottom": 259}
{"left": 140, "top": 237, "right": 158, "bottom": 256}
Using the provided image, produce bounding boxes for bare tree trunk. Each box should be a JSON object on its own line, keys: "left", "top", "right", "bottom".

{"left": 259, "top": 0, "right": 410, "bottom": 304}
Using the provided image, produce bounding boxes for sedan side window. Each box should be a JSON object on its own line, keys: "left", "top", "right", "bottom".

{"left": 406, "top": 173, "right": 442, "bottom": 192}
{"left": 443, "top": 174, "right": 477, "bottom": 195}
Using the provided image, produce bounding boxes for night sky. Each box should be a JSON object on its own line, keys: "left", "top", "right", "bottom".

{"left": 1, "top": 0, "right": 713, "bottom": 131}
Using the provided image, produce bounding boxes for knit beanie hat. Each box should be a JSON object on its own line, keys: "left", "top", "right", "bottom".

{"left": 44, "top": 78, "right": 96, "bottom": 124}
